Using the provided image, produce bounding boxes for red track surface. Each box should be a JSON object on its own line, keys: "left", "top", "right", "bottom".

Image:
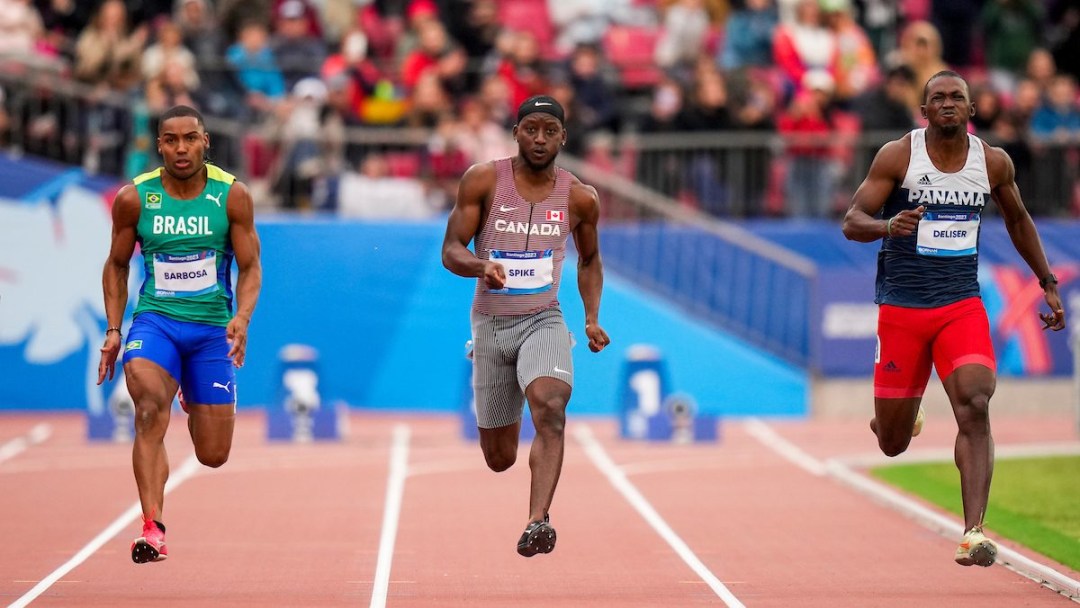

{"left": 1, "top": 410, "right": 1077, "bottom": 607}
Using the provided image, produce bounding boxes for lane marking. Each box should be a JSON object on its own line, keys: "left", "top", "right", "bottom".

{"left": 9, "top": 454, "right": 201, "bottom": 608}
{"left": 574, "top": 424, "right": 746, "bottom": 608}
{"left": 0, "top": 424, "right": 52, "bottom": 464}
{"left": 743, "top": 418, "right": 826, "bottom": 476}
{"left": 745, "top": 417, "right": 1080, "bottom": 601}
{"left": 369, "top": 424, "right": 411, "bottom": 608}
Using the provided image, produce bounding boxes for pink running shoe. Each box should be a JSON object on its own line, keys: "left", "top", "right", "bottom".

{"left": 131, "top": 518, "right": 168, "bottom": 563}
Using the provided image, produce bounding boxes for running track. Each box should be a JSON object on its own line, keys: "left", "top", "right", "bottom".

{"left": 1, "top": 411, "right": 1078, "bottom": 607}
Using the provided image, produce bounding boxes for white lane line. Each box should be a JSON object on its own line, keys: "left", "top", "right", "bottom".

{"left": 0, "top": 424, "right": 52, "bottom": 464}
{"left": 8, "top": 453, "right": 201, "bottom": 608}
{"left": 369, "top": 424, "right": 411, "bottom": 608}
{"left": 743, "top": 418, "right": 826, "bottom": 476}
{"left": 745, "top": 417, "right": 1080, "bottom": 601}
{"left": 573, "top": 424, "right": 746, "bottom": 608}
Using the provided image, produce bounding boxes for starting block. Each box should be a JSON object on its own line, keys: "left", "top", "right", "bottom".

{"left": 88, "top": 372, "right": 136, "bottom": 442}
{"left": 267, "top": 344, "right": 342, "bottom": 441}
{"left": 617, "top": 344, "right": 719, "bottom": 443}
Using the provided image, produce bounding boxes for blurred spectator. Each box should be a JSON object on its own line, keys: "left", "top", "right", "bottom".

{"left": 981, "top": 0, "right": 1044, "bottom": 94}
{"left": 772, "top": 0, "right": 837, "bottom": 101}
{"left": 777, "top": 70, "right": 838, "bottom": 217}
{"left": 0, "top": 0, "right": 46, "bottom": 60}
{"left": 142, "top": 18, "right": 200, "bottom": 90}
{"left": 852, "top": 63, "right": 916, "bottom": 132}
{"left": 930, "top": 0, "right": 981, "bottom": 67}
{"left": 271, "top": 77, "right": 340, "bottom": 209}
{"left": 822, "top": 0, "right": 879, "bottom": 105}
{"left": 423, "top": 112, "right": 470, "bottom": 208}
{"left": 549, "top": 0, "right": 637, "bottom": 52}
{"left": 269, "top": 0, "right": 323, "bottom": 37}
{"left": 400, "top": 18, "right": 468, "bottom": 96}
{"left": 566, "top": 44, "right": 619, "bottom": 135}
{"left": 144, "top": 58, "right": 200, "bottom": 112}
{"left": 1023, "top": 47, "right": 1057, "bottom": 97}
{"left": 218, "top": 0, "right": 273, "bottom": 43}
{"left": 655, "top": 0, "right": 711, "bottom": 73}
{"left": 496, "top": 30, "right": 549, "bottom": 111}
{"left": 731, "top": 70, "right": 779, "bottom": 216}
{"left": 477, "top": 73, "right": 513, "bottom": 128}
{"left": 321, "top": 29, "right": 399, "bottom": 124}
{"left": 403, "top": 70, "right": 451, "bottom": 128}
{"left": 548, "top": 78, "right": 588, "bottom": 156}
{"left": 272, "top": 0, "right": 328, "bottom": 91}
{"left": 35, "top": 0, "right": 92, "bottom": 61}
{"left": 227, "top": 21, "right": 287, "bottom": 115}
{"left": 322, "top": 0, "right": 361, "bottom": 44}
{"left": 678, "top": 68, "right": 735, "bottom": 214}
{"left": 856, "top": 0, "right": 901, "bottom": 61}
{"left": 1009, "top": 78, "right": 1042, "bottom": 128}
{"left": 969, "top": 84, "right": 1003, "bottom": 134}
{"left": 1048, "top": 0, "right": 1080, "bottom": 82}
{"left": 453, "top": 97, "right": 514, "bottom": 164}
{"left": 720, "top": 0, "right": 778, "bottom": 72}
{"left": 1031, "top": 75, "right": 1080, "bottom": 140}
{"left": 394, "top": 0, "right": 441, "bottom": 62}
{"left": 73, "top": 0, "right": 148, "bottom": 91}
{"left": 175, "top": 0, "right": 224, "bottom": 73}
{"left": 449, "top": 0, "right": 500, "bottom": 66}
{"left": 891, "top": 20, "right": 947, "bottom": 94}
{"left": 636, "top": 77, "right": 686, "bottom": 197}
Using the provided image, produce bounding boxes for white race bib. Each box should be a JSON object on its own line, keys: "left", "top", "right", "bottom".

{"left": 154, "top": 251, "right": 218, "bottom": 297}
{"left": 916, "top": 211, "right": 980, "bottom": 257}
{"left": 489, "top": 249, "right": 553, "bottom": 294}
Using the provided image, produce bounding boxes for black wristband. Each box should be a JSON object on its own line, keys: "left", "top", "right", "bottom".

{"left": 105, "top": 327, "right": 122, "bottom": 336}
{"left": 1039, "top": 273, "right": 1059, "bottom": 289}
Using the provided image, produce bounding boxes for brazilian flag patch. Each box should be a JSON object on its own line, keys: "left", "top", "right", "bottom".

{"left": 145, "top": 192, "right": 162, "bottom": 209}
{"left": 125, "top": 340, "right": 143, "bottom": 352}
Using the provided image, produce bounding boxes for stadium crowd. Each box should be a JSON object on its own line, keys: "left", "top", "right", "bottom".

{"left": 0, "top": 0, "right": 1078, "bottom": 216}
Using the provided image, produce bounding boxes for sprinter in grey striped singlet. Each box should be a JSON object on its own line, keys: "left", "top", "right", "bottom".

{"left": 442, "top": 95, "right": 611, "bottom": 558}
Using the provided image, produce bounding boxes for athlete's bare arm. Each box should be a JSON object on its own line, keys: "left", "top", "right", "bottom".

{"left": 442, "top": 162, "right": 506, "bottom": 290}
{"left": 98, "top": 185, "right": 141, "bottom": 384}
{"left": 985, "top": 143, "right": 1065, "bottom": 331}
{"left": 225, "top": 180, "right": 262, "bottom": 367}
{"left": 843, "top": 136, "right": 924, "bottom": 241}
{"left": 569, "top": 180, "right": 610, "bottom": 353}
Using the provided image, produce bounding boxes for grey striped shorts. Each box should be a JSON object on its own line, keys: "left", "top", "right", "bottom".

{"left": 469, "top": 306, "right": 574, "bottom": 429}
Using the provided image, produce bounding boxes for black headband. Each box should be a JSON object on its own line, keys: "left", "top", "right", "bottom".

{"left": 516, "top": 95, "right": 565, "bottom": 125}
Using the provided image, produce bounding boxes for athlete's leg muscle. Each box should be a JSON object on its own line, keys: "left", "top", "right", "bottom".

{"left": 872, "top": 396, "right": 923, "bottom": 456}
{"left": 125, "top": 358, "right": 178, "bottom": 519}
{"left": 525, "top": 376, "right": 570, "bottom": 523}
{"left": 185, "top": 402, "right": 236, "bottom": 467}
{"left": 944, "top": 363, "right": 996, "bottom": 530}
{"left": 478, "top": 423, "right": 521, "bottom": 472}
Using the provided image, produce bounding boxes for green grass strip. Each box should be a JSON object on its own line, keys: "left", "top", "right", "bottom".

{"left": 871, "top": 455, "right": 1080, "bottom": 571}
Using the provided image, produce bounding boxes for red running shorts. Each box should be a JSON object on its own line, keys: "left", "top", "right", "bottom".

{"left": 874, "top": 297, "right": 996, "bottom": 399}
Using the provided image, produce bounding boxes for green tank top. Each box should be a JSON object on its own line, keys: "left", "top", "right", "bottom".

{"left": 132, "top": 164, "right": 236, "bottom": 326}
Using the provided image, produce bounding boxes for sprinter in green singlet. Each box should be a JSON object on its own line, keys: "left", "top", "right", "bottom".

{"left": 97, "top": 105, "right": 262, "bottom": 564}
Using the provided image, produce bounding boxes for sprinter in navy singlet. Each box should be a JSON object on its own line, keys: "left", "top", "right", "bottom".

{"left": 843, "top": 71, "right": 1064, "bottom": 568}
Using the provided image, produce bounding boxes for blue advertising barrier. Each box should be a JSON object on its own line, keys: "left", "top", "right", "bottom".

{"left": 267, "top": 344, "right": 341, "bottom": 441}
{"left": 617, "top": 344, "right": 719, "bottom": 442}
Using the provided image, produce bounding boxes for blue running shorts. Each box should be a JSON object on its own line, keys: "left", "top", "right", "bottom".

{"left": 122, "top": 311, "right": 236, "bottom": 405}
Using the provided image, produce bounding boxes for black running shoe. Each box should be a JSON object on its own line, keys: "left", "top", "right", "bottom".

{"left": 516, "top": 514, "right": 556, "bottom": 557}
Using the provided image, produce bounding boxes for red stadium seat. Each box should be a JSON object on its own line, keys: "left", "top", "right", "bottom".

{"left": 498, "top": 0, "right": 556, "bottom": 55}
{"left": 603, "top": 25, "right": 663, "bottom": 90}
